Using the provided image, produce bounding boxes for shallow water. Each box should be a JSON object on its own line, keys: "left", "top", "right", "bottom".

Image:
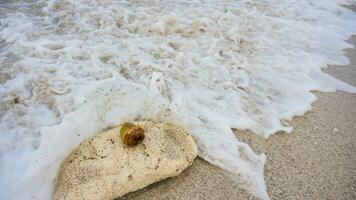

{"left": 0, "top": 0, "right": 355, "bottom": 199}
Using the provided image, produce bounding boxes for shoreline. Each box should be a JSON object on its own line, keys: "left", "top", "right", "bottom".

{"left": 0, "top": 2, "right": 354, "bottom": 199}
{"left": 119, "top": 35, "right": 356, "bottom": 199}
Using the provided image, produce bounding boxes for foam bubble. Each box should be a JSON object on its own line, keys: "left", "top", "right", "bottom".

{"left": 1, "top": 0, "right": 355, "bottom": 199}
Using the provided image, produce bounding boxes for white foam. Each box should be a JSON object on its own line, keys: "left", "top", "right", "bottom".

{"left": 1, "top": 0, "right": 355, "bottom": 199}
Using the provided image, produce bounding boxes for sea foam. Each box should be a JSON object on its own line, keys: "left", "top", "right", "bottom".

{"left": 0, "top": 0, "right": 355, "bottom": 199}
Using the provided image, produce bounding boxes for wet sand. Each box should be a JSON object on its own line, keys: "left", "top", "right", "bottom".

{"left": 118, "top": 31, "right": 356, "bottom": 200}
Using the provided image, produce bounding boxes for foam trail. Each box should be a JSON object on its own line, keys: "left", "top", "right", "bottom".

{"left": 0, "top": 1, "right": 356, "bottom": 199}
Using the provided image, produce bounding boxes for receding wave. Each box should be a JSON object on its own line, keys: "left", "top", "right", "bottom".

{"left": 0, "top": 0, "right": 355, "bottom": 199}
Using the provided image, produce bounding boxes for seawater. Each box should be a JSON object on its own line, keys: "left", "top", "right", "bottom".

{"left": 0, "top": 0, "right": 355, "bottom": 199}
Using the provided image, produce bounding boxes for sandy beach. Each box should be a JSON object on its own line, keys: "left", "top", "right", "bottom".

{"left": 1, "top": 1, "right": 355, "bottom": 199}
{"left": 118, "top": 35, "right": 356, "bottom": 200}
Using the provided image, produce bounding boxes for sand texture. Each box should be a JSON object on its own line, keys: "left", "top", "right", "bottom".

{"left": 118, "top": 37, "right": 356, "bottom": 200}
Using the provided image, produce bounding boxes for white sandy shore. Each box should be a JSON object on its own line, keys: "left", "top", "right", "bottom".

{"left": 118, "top": 36, "right": 356, "bottom": 200}
{"left": 0, "top": 2, "right": 355, "bottom": 199}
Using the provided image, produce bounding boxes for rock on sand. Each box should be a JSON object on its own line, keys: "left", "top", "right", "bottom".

{"left": 54, "top": 121, "right": 198, "bottom": 200}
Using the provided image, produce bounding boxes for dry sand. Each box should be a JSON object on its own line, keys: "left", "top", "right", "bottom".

{"left": 118, "top": 29, "right": 356, "bottom": 200}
